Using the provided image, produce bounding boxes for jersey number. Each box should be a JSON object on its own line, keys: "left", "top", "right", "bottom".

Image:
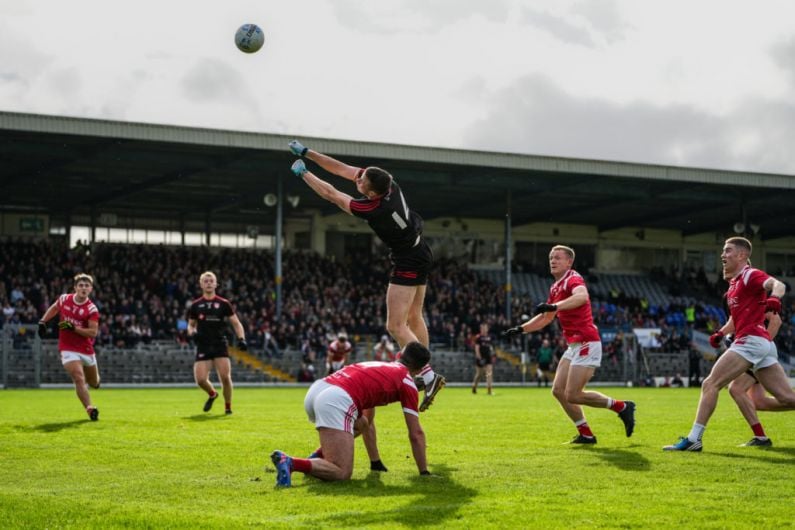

{"left": 391, "top": 190, "right": 410, "bottom": 230}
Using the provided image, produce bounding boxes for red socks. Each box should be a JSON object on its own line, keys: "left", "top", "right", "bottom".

{"left": 609, "top": 400, "right": 626, "bottom": 413}
{"left": 751, "top": 423, "right": 766, "bottom": 438}
{"left": 576, "top": 422, "right": 595, "bottom": 438}
{"left": 292, "top": 458, "right": 312, "bottom": 474}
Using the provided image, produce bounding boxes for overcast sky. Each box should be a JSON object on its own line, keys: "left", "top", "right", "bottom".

{"left": 2, "top": 0, "right": 795, "bottom": 174}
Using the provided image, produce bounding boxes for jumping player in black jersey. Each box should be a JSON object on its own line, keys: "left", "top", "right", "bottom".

{"left": 187, "top": 271, "right": 247, "bottom": 415}
{"left": 289, "top": 139, "right": 445, "bottom": 412}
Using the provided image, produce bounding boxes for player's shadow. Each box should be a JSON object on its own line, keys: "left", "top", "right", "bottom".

{"left": 306, "top": 464, "right": 476, "bottom": 527}
{"left": 17, "top": 420, "right": 87, "bottom": 433}
{"left": 588, "top": 446, "right": 651, "bottom": 472}
{"left": 182, "top": 414, "right": 226, "bottom": 422}
{"left": 711, "top": 447, "right": 795, "bottom": 466}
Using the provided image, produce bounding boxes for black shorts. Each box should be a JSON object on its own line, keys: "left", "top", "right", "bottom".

{"left": 195, "top": 349, "right": 229, "bottom": 362}
{"left": 476, "top": 357, "right": 491, "bottom": 367}
{"left": 539, "top": 362, "right": 551, "bottom": 371}
{"left": 390, "top": 240, "right": 433, "bottom": 286}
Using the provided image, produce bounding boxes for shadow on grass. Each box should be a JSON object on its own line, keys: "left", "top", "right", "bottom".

{"left": 588, "top": 447, "right": 651, "bottom": 471}
{"left": 16, "top": 420, "right": 87, "bottom": 433}
{"left": 306, "top": 464, "right": 476, "bottom": 527}
{"left": 710, "top": 446, "right": 795, "bottom": 466}
{"left": 182, "top": 414, "right": 226, "bottom": 422}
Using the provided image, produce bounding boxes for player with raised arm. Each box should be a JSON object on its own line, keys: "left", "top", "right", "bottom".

{"left": 270, "top": 342, "right": 432, "bottom": 486}
{"left": 187, "top": 271, "right": 247, "bottom": 415}
{"left": 288, "top": 139, "right": 444, "bottom": 411}
{"left": 664, "top": 237, "right": 795, "bottom": 451}
{"left": 38, "top": 273, "right": 101, "bottom": 421}
{"left": 503, "top": 245, "right": 635, "bottom": 444}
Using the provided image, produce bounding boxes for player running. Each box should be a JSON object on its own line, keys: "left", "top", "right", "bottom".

{"left": 288, "top": 139, "right": 444, "bottom": 411}
{"left": 664, "top": 237, "right": 795, "bottom": 451}
{"left": 38, "top": 273, "right": 101, "bottom": 421}
{"left": 270, "top": 342, "right": 432, "bottom": 486}
{"left": 503, "top": 245, "right": 635, "bottom": 444}
{"left": 187, "top": 271, "right": 247, "bottom": 415}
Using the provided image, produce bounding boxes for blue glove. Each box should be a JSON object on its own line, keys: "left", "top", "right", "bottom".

{"left": 288, "top": 140, "right": 308, "bottom": 157}
{"left": 291, "top": 159, "right": 307, "bottom": 177}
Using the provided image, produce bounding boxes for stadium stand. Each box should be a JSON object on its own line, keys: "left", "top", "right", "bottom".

{"left": 1, "top": 237, "right": 792, "bottom": 386}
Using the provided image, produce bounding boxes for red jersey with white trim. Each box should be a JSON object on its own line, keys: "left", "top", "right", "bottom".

{"left": 726, "top": 265, "right": 771, "bottom": 340}
{"left": 547, "top": 269, "right": 600, "bottom": 343}
{"left": 325, "top": 361, "right": 419, "bottom": 416}
{"left": 327, "top": 339, "right": 352, "bottom": 362}
{"left": 57, "top": 293, "right": 99, "bottom": 355}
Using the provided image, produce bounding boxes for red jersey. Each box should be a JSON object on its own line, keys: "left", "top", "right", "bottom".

{"left": 548, "top": 269, "right": 600, "bottom": 343}
{"left": 726, "top": 265, "right": 771, "bottom": 340}
{"left": 325, "top": 361, "right": 419, "bottom": 416}
{"left": 57, "top": 293, "right": 100, "bottom": 355}
{"left": 327, "top": 339, "right": 352, "bottom": 362}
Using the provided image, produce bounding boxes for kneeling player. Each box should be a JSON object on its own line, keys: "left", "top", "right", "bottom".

{"left": 270, "top": 342, "right": 432, "bottom": 486}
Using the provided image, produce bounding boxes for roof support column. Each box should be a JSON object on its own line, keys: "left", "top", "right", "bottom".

{"left": 274, "top": 174, "right": 284, "bottom": 321}
{"left": 504, "top": 190, "right": 512, "bottom": 323}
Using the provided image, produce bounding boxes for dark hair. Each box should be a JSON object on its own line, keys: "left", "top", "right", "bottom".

{"left": 364, "top": 167, "right": 392, "bottom": 195}
{"left": 725, "top": 236, "right": 752, "bottom": 256}
{"left": 399, "top": 342, "right": 431, "bottom": 371}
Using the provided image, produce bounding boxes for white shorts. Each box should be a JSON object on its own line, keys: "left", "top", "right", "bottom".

{"left": 327, "top": 361, "right": 344, "bottom": 373}
{"left": 561, "top": 341, "right": 602, "bottom": 368}
{"left": 729, "top": 336, "right": 778, "bottom": 370}
{"left": 303, "top": 380, "right": 358, "bottom": 435}
{"left": 61, "top": 351, "right": 97, "bottom": 367}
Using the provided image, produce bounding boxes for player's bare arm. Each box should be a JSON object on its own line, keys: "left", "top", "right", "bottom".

{"left": 229, "top": 314, "right": 246, "bottom": 341}
{"left": 766, "top": 312, "right": 782, "bottom": 339}
{"left": 70, "top": 319, "right": 99, "bottom": 339}
{"left": 290, "top": 160, "right": 353, "bottom": 215}
{"left": 39, "top": 302, "right": 59, "bottom": 323}
{"left": 306, "top": 151, "right": 360, "bottom": 181}
{"left": 553, "top": 285, "right": 589, "bottom": 311}
{"left": 404, "top": 413, "right": 428, "bottom": 474}
{"left": 187, "top": 319, "right": 198, "bottom": 336}
{"left": 289, "top": 139, "right": 360, "bottom": 181}
{"left": 505, "top": 311, "right": 555, "bottom": 336}
{"left": 763, "top": 277, "right": 786, "bottom": 299}
{"left": 300, "top": 169, "right": 354, "bottom": 214}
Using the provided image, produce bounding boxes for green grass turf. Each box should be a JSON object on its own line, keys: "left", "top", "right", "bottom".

{"left": 1, "top": 386, "right": 794, "bottom": 528}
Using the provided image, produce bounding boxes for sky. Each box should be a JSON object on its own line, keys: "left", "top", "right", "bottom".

{"left": 2, "top": 0, "right": 795, "bottom": 174}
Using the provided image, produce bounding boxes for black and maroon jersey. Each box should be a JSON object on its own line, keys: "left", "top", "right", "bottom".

{"left": 188, "top": 295, "right": 235, "bottom": 353}
{"left": 349, "top": 176, "right": 423, "bottom": 255}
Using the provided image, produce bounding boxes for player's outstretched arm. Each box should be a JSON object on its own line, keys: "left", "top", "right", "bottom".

{"left": 292, "top": 160, "right": 354, "bottom": 214}
{"left": 289, "top": 140, "right": 360, "bottom": 181}
{"left": 38, "top": 302, "right": 59, "bottom": 337}
{"left": 404, "top": 413, "right": 428, "bottom": 474}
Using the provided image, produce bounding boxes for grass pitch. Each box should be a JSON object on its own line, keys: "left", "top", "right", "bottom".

{"left": 1, "top": 386, "right": 794, "bottom": 528}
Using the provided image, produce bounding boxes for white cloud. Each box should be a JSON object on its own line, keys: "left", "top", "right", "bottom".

{"left": 1, "top": 0, "right": 795, "bottom": 173}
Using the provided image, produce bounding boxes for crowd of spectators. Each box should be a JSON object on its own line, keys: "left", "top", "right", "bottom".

{"left": 1, "top": 237, "right": 792, "bottom": 364}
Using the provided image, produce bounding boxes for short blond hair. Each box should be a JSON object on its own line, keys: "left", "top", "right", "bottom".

{"left": 725, "top": 237, "right": 752, "bottom": 256}
{"left": 199, "top": 271, "right": 217, "bottom": 282}
{"left": 73, "top": 273, "right": 94, "bottom": 286}
{"left": 550, "top": 245, "right": 575, "bottom": 261}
